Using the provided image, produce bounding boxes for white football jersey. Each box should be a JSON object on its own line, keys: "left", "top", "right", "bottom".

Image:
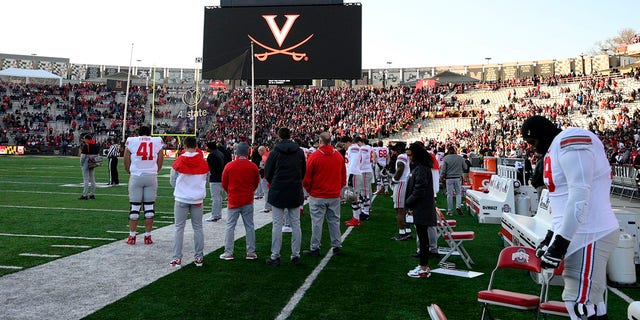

{"left": 374, "top": 146, "right": 390, "bottom": 167}
{"left": 126, "top": 136, "right": 164, "bottom": 176}
{"left": 359, "top": 144, "right": 374, "bottom": 173}
{"left": 346, "top": 144, "right": 362, "bottom": 175}
{"left": 395, "top": 153, "right": 410, "bottom": 182}
{"left": 544, "top": 127, "right": 618, "bottom": 255}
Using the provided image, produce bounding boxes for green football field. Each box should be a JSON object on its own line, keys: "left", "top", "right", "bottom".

{"left": 0, "top": 156, "right": 638, "bottom": 319}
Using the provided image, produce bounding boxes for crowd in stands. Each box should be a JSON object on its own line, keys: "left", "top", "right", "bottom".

{"left": 1, "top": 69, "right": 640, "bottom": 164}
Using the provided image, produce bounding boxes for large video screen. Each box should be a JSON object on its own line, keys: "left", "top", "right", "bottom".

{"left": 203, "top": 4, "right": 362, "bottom": 80}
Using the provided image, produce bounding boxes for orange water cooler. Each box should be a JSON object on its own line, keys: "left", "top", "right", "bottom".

{"left": 469, "top": 168, "right": 493, "bottom": 191}
{"left": 483, "top": 156, "right": 497, "bottom": 173}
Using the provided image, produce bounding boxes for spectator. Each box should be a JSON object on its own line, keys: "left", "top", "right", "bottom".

{"left": 123, "top": 125, "right": 165, "bottom": 245}
{"left": 219, "top": 142, "right": 260, "bottom": 261}
{"left": 264, "top": 128, "right": 306, "bottom": 266}
{"left": 302, "top": 132, "right": 347, "bottom": 257}
{"left": 205, "top": 141, "right": 225, "bottom": 223}
{"left": 257, "top": 145, "right": 272, "bottom": 213}
{"left": 169, "top": 136, "right": 209, "bottom": 268}
{"left": 522, "top": 115, "right": 619, "bottom": 319}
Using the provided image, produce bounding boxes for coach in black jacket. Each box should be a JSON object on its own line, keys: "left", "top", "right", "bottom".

{"left": 264, "top": 128, "right": 306, "bottom": 265}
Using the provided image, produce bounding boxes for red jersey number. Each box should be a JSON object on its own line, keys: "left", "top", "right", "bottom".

{"left": 378, "top": 149, "right": 388, "bottom": 158}
{"left": 136, "top": 142, "right": 154, "bottom": 161}
{"left": 543, "top": 156, "right": 555, "bottom": 192}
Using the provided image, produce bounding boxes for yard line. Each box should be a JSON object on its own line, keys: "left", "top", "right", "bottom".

{"left": 0, "top": 265, "right": 23, "bottom": 270}
{"left": 51, "top": 245, "right": 92, "bottom": 249}
{"left": 105, "top": 231, "right": 129, "bottom": 234}
{"left": 19, "top": 253, "right": 62, "bottom": 258}
{"left": 276, "top": 226, "right": 355, "bottom": 320}
{"left": 1, "top": 190, "right": 129, "bottom": 197}
{"left": 0, "top": 233, "right": 117, "bottom": 241}
{"left": 0, "top": 205, "right": 174, "bottom": 215}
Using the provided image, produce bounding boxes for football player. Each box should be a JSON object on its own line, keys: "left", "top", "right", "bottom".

{"left": 124, "top": 125, "right": 165, "bottom": 245}
{"left": 522, "top": 116, "right": 619, "bottom": 320}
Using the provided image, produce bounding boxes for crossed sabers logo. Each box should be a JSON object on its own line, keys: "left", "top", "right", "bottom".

{"left": 248, "top": 15, "right": 314, "bottom": 62}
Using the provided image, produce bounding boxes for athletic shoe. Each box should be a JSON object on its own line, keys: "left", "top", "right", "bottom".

{"left": 126, "top": 235, "right": 136, "bottom": 245}
{"left": 262, "top": 209, "right": 271, "bottom": 213}
{"left": 254, "top": 196, "right": 263, "bottom": 200}
{"left": 169, "top": 258, "right": 182, "bottom": 268}
{"left": 345, "top": 218, "right": 361, "bottom": 227}
{"left": 265, "top": 257, "right": 280, "bottom": 266}
{"left": 143, "top": 235, "right": 153, "bottom": 244}
{"left": 88, "top": 195, "right": 95, "bottom": 199}
{"left": 282, "top": 225, "right": 293, "bottom": 233}
{"left": 194, "top": 257, "right": 203, "bottom": 267}
{"left": 384, "top": 190, "right": 390, "bottom": 195}
{"left": 290, "top": 256, "right": 300, "bottom": 265}
{"left": 303, "top": 248, "right": 321, "bottom": 257}
{"left": 375, "top": 189, "right": 384, "bottom": 195}
{"left": 360, "top": 213, "right": 370, "bottom": 221}
{"left": 407, "top": 265, "right": 431, "bottom": 278}
{"left": 219, "top": 253, "right": 234, "bottom": 260}
{"left": 456, "top": 207, "right": 464, "bottom": 215}
{"left": 299, "top": 207, "right": 304, "bottom": 215}
{"left": 78, "top": 196, "right": 88, "bottom": 200}
{"left": 245, "top": 253, "right": 258, "bottom": 260}
{"left": 332, "top": 247, "right": 342, "bottom": 256}
{"left": 205, "top": 216, "right": 221, "bottom": 222}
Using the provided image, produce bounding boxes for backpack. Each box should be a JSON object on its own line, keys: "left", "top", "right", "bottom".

{"left": 87, "top": 154, "right": 103, "bottom": 169}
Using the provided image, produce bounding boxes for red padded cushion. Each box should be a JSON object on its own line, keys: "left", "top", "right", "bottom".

{"left": 540, "top": 301, "right": 568, "bottom": 314}
{"left": 443, "top": 231, "right": 474, "bottom": 240}
{"left": 477, "top": 289, "right": 540, "bottom": 308}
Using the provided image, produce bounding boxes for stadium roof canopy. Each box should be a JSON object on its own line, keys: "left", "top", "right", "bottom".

{"left": 429, "top": 71, "right": 479, "bottom": 84}
{"left": 0, "top": 67, "right": 62, "bottom": 85}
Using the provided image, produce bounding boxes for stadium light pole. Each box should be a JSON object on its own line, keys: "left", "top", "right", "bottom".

{"left": 122, "top": 43, "right": 134, "bottom": 143}
{"left": 251, "top": 41, "right": 255, "bottom": 145}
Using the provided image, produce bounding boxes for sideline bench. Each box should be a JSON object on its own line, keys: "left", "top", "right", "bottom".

{"left": 466, "top": 174, "right": 517, "bottom": 224}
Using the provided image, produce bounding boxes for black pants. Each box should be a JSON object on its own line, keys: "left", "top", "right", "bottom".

{"left": 108, "top": 157, "right": 119, "bottom": 185}
{"left": 415, "top": 223, "right": 430, "bottom": 267}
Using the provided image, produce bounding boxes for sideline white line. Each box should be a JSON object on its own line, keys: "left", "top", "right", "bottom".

{"left": 2, "top": 190, "right": 130, "bottom": 197}
{"left": 0, "top": 233, "right": 117, "bottom": 241}
{"left": 276, "top": 226, "right": 355, "bottom": 320}
{"left": 20, "top": 253, "right": 62, "bottom": 258}
{"left": 51, "top": 245, "right": 92, "bottom": 249}
{"left": 105, "top": 231, "right": 129, "bottom": 234}
{"left": 0, "top": 265, "right": 23, "bottom": 270}
{"left": 608, "top": 286, "right": 635, "bottom": 304}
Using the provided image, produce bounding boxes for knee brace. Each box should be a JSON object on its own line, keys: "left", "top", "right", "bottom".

{"left": 143, "top": 202, "right": 155, "bottom": 219}
{"left": 129, "top": 202, "right": 142, "bottom": 220}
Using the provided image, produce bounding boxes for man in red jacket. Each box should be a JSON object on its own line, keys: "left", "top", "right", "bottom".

{"left": 302, "top": 132, "right": 347, "bottom": 256}
{"left": 220, "top": 142, "right": 260, "bottom": 261}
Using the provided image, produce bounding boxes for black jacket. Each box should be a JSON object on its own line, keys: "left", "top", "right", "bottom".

{"left": 405, "top": 164, "right": 436, "bottom": 226}
{"left": 264, "top": 139, "right": 306, "bottom": 208}
{"left": 207, "top": 149, "right": 225, "bottom": 183}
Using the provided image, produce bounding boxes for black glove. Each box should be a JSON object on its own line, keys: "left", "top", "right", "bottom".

{"left": 536, "top": 230, "right": 554, "bottom": 258}
{"left": 541, "top": 234, "right": 570, "bottom": 269}
{"left": 348, "top": 174, "right": 354, "bottom": 188}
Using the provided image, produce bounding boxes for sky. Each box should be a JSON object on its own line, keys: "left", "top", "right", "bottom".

{"left": 3, "top": 0, "right": 640, "bottom": 70}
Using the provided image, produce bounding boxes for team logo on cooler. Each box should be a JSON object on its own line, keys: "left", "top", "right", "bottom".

{"left": 512, "top": 248, "right": 530, "bottom": 263}
{"left": 502, "top": 204, "right": 511, "bottom": 213}
{"left": 248, "top": 14, "right": 314, "bottom": 62}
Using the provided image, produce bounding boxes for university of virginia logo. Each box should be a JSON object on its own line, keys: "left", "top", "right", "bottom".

{"left": 247, "top": 14, "right": 314, "bottom": 62}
